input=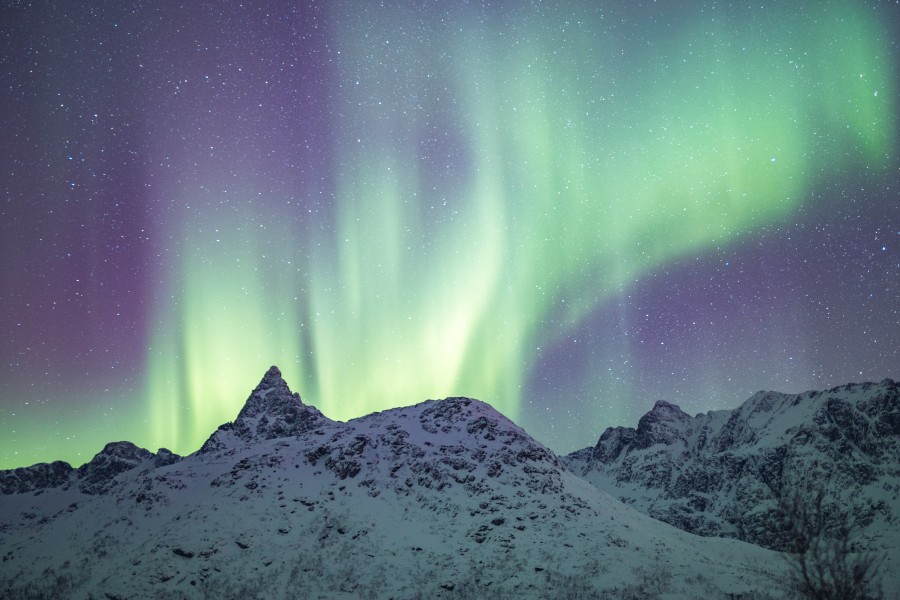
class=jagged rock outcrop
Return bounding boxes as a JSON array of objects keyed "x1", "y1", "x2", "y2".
[
  {"x1": 302, "y1": 396, "x2": 567, "y2": 500},
  {"x1": 77, "y1": 442, "x2": 157, "y2": 495},
  {"x1": 199, "y1": 366, "x2": 331, "y2": 453},
  {"x1": 633, "y1": 400, "x2": 693, "y2": 449},
  {"x1": 0, "y1": 460, "x2": 74, "y2": 495},
  {"x1": 154, "y1": 448, "x2": 180, "y2": 468},
  {"x1": 0, "y1": 443, "x2": 180, "y2": 496},
  {"x1": 565, "y1": 379, "x2": 900, "y2": 552}
]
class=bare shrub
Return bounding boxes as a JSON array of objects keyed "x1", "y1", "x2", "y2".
[{"x1": 776, "y1": 486, "x2": 883, "y2": 600}]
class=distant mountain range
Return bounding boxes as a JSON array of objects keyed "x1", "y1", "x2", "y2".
[
  {"x1": 1, "y1": 367, "x2": 895, "y2": 598},
  {"x1": 564, "y1": 379, "x2": 899, "y2": 556}
]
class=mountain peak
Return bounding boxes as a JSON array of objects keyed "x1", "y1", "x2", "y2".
[
  {"x1": 76, "y1": 441, "x2": 155, "y2": 495},
  {"x1": 633, "y1": 399, "x2": 692, "y2": 449},
  {"x1": 648, "y1": 399, "x2": 688, "y2": 416},
  {"x1": 237, "y1": 365, "x2": 298, "y2": 421},
  {"x1": 199, "y1": 366, "x2": 330, "y2": 453},
  {"x1": 639, "y1": 399, "x2": 691, "y2": 430},
  {"x1": 256, "y1": 365, "x2": 287, "y2": 392}
]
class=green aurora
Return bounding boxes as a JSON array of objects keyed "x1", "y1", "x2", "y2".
[
  {"x1": 139, "y1": 2, "x2": 893, "y2": 460},
  {"x1": 1, "y1": 1, "x2": 894, "y2": 468}
]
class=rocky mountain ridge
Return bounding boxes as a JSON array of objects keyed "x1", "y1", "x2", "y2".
[
  {"x1": 0, "y1": 440, "x2": 181, "y2": 496},
  {"x1": 0, "y1": 366, "x2": 787, "y2": 599},
  {"x1": 2, "y1": 369, "x2": 897, "y2": 598},
  {"x1": 564, "y1": 379, "x2": 899, "y2": 557}
]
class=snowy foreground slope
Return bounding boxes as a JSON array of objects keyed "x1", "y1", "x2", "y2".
[
  {"x1": 565, "y1": 379, "x2": 900, "y2": 594},
  {"x1": 4, "y1": 368, "x2": 794, "y2": 599}
]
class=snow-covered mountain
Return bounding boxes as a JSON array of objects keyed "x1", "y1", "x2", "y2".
[
  {"x1": 564, "y1": 379, "x2": 899, "y2": 591},
  {"x1": 0, "y1": 367, "x2": 785, "y2": 599}
]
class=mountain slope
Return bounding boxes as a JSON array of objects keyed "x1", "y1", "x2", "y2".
[
  {"x1": 0, "y1": 367, "x2": 783, "y2": 599},
  {"x1": 564, "y1": 379, "x2": 899, "y2": 591}
]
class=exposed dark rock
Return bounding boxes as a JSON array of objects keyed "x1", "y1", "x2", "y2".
[
  {"x1": 0, "y1": 460, "x2": 74, "y2": 495},
  {"x1": 590, "y1": 427, "x2": 636, "y2": 464},
  {"x1": 153, "y1": 448, "x2": 180, "y2": 467},
  {"x1": 633, "y1": 400, "x2": 692, "y2": 449},
  {"x1": 566, "y1": 378, "x2": 899, "y2": 552},
  {"x1": 199, "y1": 366, "x2": 331, "y2": 453},
  {"x1": 77, "y1": 442, "x2": 155, "y2": 495}
]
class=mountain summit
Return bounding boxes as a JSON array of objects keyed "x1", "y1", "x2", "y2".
[
  {"x1": 236, "y1": 365, "x2": 314, "y2": 422},
  {"x1": 199, "y1": 366, "x2": 330, "y2": 453}
]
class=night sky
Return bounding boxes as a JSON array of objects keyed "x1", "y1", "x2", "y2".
[{"x1": 2, "y1": 1, "x2": 898, "y2": 470}]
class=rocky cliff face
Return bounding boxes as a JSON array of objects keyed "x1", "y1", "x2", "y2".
[{"x1": 564, "y1": 379, "x2": 900, "y2": 554}]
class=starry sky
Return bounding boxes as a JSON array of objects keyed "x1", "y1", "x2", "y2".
[{"x1": 1, "y1": 0, "x2": 898, "y2": 470}]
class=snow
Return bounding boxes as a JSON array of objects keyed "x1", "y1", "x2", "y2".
[
  {"x1": 6, "y1": 371, "x2": 893, "y2": 598},
  {"x1": 565, "y1": 378, "x2": 900, "y2": 594}
]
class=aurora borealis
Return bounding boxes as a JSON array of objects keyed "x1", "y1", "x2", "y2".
[{"x1": 1, "y1": 1, "x2": 897, "y2": 470}]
